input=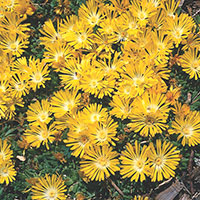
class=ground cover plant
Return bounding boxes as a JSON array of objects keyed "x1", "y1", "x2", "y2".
[{"x1": 0, "y1": 0, "x2": 200, "y2": 199}]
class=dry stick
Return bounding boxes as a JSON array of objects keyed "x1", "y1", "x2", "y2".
[
  {"x1": 191, "y1": 91, "x2": 200, "y2": 104},
  {"x1": 188, "y1": 149, "x2": 194, "y2": 195},
  {"x1": 109, "y1": 178, "x2": 124, "y2": 197},
  {"x1": 193, "y1": 9, "x2": 200, "y2": 17}
]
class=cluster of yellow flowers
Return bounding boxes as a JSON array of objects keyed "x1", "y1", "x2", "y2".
[
  {"x1": 0, "y1": 139, "x2": 16, "y2": 185},
  {"x1": 0, "y1": 0, "x2": 200, "y2": 199},
  {"x1": 0, "y1": 0, "x2": 40, "y2": 120}
]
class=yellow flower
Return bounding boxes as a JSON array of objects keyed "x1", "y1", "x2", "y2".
[
  {"x1": 44, "y1": 42, "x2": 72, "y2": 72},
  {"x1": 40, "y1": 19, "x2": 63, "y2": 45},
  {"x1": 63, "y1": 112, "x2": 91, "y2": 158},
  {"x1": 121, "y1": 61, "x2": 156, "y2": 97},
  {"x1": 90, "y1": 116, "x2": 118, "y2": 146},
  {"x1": 166, "y1": 85, "x2": 181, "y2": 105},
  {"x1": 80, "y1": 68, "x2": 105, "y2": 97},
  {"x1": 0, "y1": 32, "x2": 29, "y2": 57},
  {"x1": 60, "y1": 15, "x2": 78, "y2": 36},
  {"x1": 64, "y1": 21, "x2": 94, "y2": 49},
  {"x1": 15, "y1": 0, "x2": 36, "y2": 17},
  {"x1": 13, "y1": 57, "x2": 30, "y2": 74},
  {"x1": 31, "y1": 174, "x2": 67, "y2": 200},
  {"x1": 110, "y1": 0, "x2": 130, "y2": 14},
  {"x1": 109, "y1": 95, "x2": 134, "y2": 120},
  {"x1": 64, "y1": 129, "x2": 92, "y2": 158},
  {"x1": 130, "y1": 0, "x2": 156, "y2": 27},
  {"x1": 82, "y1": 103, "x2": 108, "y2": 124},
  {"x1": 169, "y1": 111, "x2": 200, "y2": 146},
  {"x1": 151, "y1": 30, "x2": 173, "y2": 61},
  {"x1": 171, "y1": 102, "x2": 190, "y2": 118},
  {"x1": 78, "y1": 0, "x2": 104, "y2": 27},
  {"x1": 93, "y1": 31, "x2": 115, "y2": 54},
  {"x1": 179, "y1": 47, "x2": 200, "y2": 80},
  {"x1": 128, "y1": 90, "x2": 170, "y2": 137},
  {"x1": 148, "y1": 140, "x2": 180, "y2": 182},
  {"x1": 24, "y1": 122, "x2": 57, "y2": 150},
  {"x1": 181, "y1": 33, "x2": 200, "y2": 51},
  {"x1": 50, "y1": 89, "x2": 81, "y2": 118},
  {"x1": 120, "y1": 141, "x2": 150, "y2": 182},
  {"x1": 59, "y1": 59, "x2": 82, "y2": 90},
  {"x1": 95, "y1": 52, "x2": 124, "y2": 78},
  {"x1": 162, "y1": 0, "x2": 179, "y2": 17},
  {"x1": 3, "y1": 96, "x2": 24, "y2": 120},
  {"x1": 80, "y1": 145, "x2": 120, "y2": 181},
  {"x1": 164, "y1": 13, "x2": 195, "y2": 47},
  {"x1": 99, "y1": 9, "x2": 116, "y2": 35},
  {"x1": 117, "y1": 12, "x2": 139, "y2": 36},
  {"x1": 0, "y1": 139, "x2": 13, "y2": 163},
  {"x1": 26, "y1": 99, "x2": 52, "y2": 125},
  {"x1": 0, "y1": 162, "x2": 16, "y2": 185},
  {"x1": 0, "y1": 0, "x2": 18, "y2": 12},
  {"x1": 28, "y1": 57, "x2": 50, "y2": 91},
  {"x1": 10, "y1": 73, "x2": 30, "y2": 97},
  {"x1": 0, "y1": 12, "x2": 30, "y2": 36}
]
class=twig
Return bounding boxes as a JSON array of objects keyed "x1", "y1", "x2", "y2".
[
  {"x1": 109, "y1": 178, "x2": 124, "y2": 197},
  {"x1": 193, "y1": 9, "x2": 200, "y2": 17},
  {"x1": 188, "y1": 149, "x2": 194, "y2": 195},
  {"x1": 191, "y1": 91, "x2": 200, "y2": 104}
]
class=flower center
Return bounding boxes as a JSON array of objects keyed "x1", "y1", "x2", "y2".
[
  {"x1": 0, "y1": 85, "x2": 6, "y2": 93},
  {"x1": 191, "y1": 60, "x2": 200, "y2": 70},
  {"x1": 32, "y1": 72, "x2": 43, "y2": 83},
  {"x1": 0, "y1": 167, "x2": 8, "y2": 177},
  {"x1": 91, "y1": 113, "x2": 100, "y2": 122},
  {"x1": 181, "y1": 125, "x2": 193, "y2": 136},
  {"x1": 97, "y1": 129, "x2": 107, "y2": 141},
  {"x1": 78, "y1": 33, "x2": 87, "y2": 43},
  {"x1": 132, "y1": 76, "x2": 145, "y2": 87},
  {"x1": 90, "y1": 80, "x2": 98, "y2": 88},
  {"x1": 15, "y1": 82, "x2": 25, "y2": 91},
  {"x1": 124, "y1": 85, "x2": 131, "y2": 94},
  {"x1": 9, "y1": 42, "x2": 18, "y2": 51},
  {"x1": 38, "y1": 112, "x2": 49, "y2": 122},
  {"x1": 155, "y1": 157, "x2": 163, "y2": 166},
  {"x1": 172, "y1": 27, "x2": 183, "y2": 39},
  {"x1": 41, "y1": 130, "x2": 49, "y2": 139},
  {"x1": 79, "y1": 134, "x2": 89, "y2": 145},
  {"x1": 146, "y1": 104, "x2": 158, "y2": 113},
  {"x1": 45, "y1": 187, "x2": 58, "y2": 200},
  {"x1": 96, "y1": 156, "x2": 109, "y2": 169},
  {"x1": 89, "y1": 14, "x2": 99, "y2": 25},
  {"x1": 136, "y1": 159, "x2": 143, "y2": 169},
  {"x1": 144, "y1": 114, "x2": 156, "y2": 125}
]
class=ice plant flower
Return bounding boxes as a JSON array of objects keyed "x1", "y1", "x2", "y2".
[
  {"x1": 90, "y1": 116, "x2": 119, "y2": 146},
  {"x1": 120, "y1": 141, "x2": 150, "y2": 182},
  {"x1": 0, "y1": 162, "x2": 16, "y2": 185},
  {"x1": 50, "y1": 89, "x2": 81, "y2": 118},
  {"x1": 147, "y1": 140, "x2": 180, "y2": 182},
  {"x1": 0, "y1": 139, "x2": 13, "y2": 163},
  {"x1": 80, "y1": 145, "x2": 120, "y2": 181},
  {"x1": 26, "y1": 99, "x2": 52, "y2": 125},
  {"x1": 31, "y1": 174, "x2": 67, "y2": 200},
  {"x1": 169, "y1": 111, "x2": 200, "y2": 146},
  {"x1": 24, "y1": 122, "x2": 57, "y2": 150},
  {"x1": 179, "y1": 47, "x2": 200, "y2": 80},
  {"x1": 128, "y1": 90, "x2": 170, "y2": 137}
]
